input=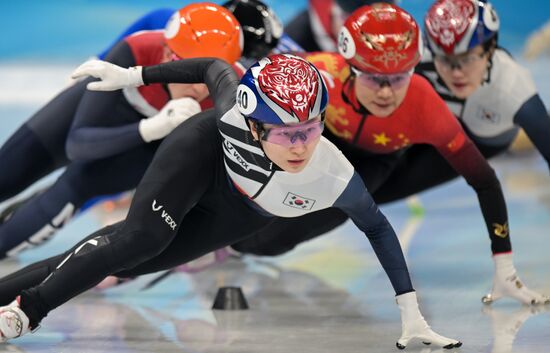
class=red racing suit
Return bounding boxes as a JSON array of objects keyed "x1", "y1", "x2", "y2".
[{"x1": 306, "y1": 52, "x2": 512, "y2": 254}]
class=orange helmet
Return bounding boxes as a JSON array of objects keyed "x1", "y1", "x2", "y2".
[{"x1": 164, "y1": 2, "x2": 243, "y2": 64}]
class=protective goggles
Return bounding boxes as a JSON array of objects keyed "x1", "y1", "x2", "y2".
[
  {"x1": 351, "y1": 66, "x2": 413, "y2": 90},
  {"x1": 434, "y1": 51, "x2": 487, "y2": 72},
  {"x1": 259, "y1": 119, "x2": 324, "y2": 147}
]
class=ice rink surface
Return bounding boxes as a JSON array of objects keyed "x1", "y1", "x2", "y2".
[{"x1": 0, "y1": 1, "x2": 550, "y2": 352}]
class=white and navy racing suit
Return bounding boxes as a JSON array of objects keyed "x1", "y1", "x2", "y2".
[
  {"x1": 373, "y1": 48, "x2": 550, "y2": 203},
  {"x1": 0, "y1": 58, "x2": 413, "y2": 329}
]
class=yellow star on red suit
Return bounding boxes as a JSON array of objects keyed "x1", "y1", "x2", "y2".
[{"x1": 373, "y1": 132, "x2": 392, "y2": 146}]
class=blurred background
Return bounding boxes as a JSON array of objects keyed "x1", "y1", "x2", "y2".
[
  {"x1": 1, "y1": 1, "x2": 549, "y2": 105},
  {"x1": 0, "y1": 0, "x2": 549, "y2": 61}
]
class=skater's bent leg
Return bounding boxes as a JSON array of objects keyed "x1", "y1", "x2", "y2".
[
  {"x1": 117, "y1": 206, "x2": 274, "y2": 277},
  {"x1": 0, "y1": 176, "x2": 80, "y2": 257},
  {"x1": 0, "y1": 255, "x2": 63, "y2": 305},
  {"x1": 0, "y1": 222, "x2": 119, "y2": 306},
  {"x1": 0, "y1": 126, "x2": 59, "y2": 202},
  {"x1": 0, "y1": 79, "x2": 89, "y2": 201}
]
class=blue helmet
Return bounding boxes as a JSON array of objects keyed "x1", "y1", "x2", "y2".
[
  {"x1": 425, "y1": 0, "x2": 499, "y2": 55},
  {"x1": 236, "y1": 54, "x2": 328, "y2": 125}
]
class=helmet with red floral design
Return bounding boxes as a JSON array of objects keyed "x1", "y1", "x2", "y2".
[
  {"x1": 424, "y1": 0, "x2": 499, "y2": 56},
  {"x1": 236, "y1": 54, "x2": 328, "y2": 146}
]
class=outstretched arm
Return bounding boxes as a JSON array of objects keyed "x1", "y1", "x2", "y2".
[
  {"x1": 335, "y1": 172, "x2": 461, "y2": 349},
  {"x1": 513, "y1": 94, "x2": 550, "y2": 170},
  {"x1": 423, "y1": 88, "x2": 549, "y2": 305},
  {"x1": 418, "y1": 83, "x2": 511, "y2": 255},
  {"x1": 72, "y1": 58, "x2": 239, "y2": 121},
  {"x1": 68, "y1": 45, "x2": 206, "y2": 161},
  {"x1": 66, "y1": 41, "x2": 148, "y2": 161},
  {"x1": 335, "y1": 173, "x2": 412, "y2": 294},
  {"x1": 438, "y1": 138, "x2": 511, "y2": 253}
]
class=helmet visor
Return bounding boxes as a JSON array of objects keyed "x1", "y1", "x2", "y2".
[
  {"x1": 433, "y1": 50, "x2": 488, "y2": 72},
  {"x1": 260, "y1": 119, "x2": 324, "y2": 147},
  {"x1": 351, "y1": 66, "x2": 413, "y2": 90}
]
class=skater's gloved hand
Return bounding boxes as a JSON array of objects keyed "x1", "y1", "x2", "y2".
[
  {"x1": 396, "y1": 292, "x2": 462, "y2": 350},
  {"x1": 71, "y1": 60, "x2": 143, "y2": 91},
  {"x1": 66, "y1": 56, "x2": 99, "y2": 87},
  {"x1": 482, "y1": 253, "x2": 550, "y2": 305},
  {"x1": 139, "y1": 97, "x2": 202, "y2": 142}
]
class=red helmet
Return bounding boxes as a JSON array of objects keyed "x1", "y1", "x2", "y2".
[
  {"x1": 164, "y1": 2, "x2": 243, "y2": 64},
  {"x1": 337, "y1": 3, "x2": 422, "y2": 74},
  {"x1": 425, "y1": 0, "x2": 499, "y2": 56}
]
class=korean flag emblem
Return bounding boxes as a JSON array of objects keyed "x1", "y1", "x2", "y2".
[
  {"x1": 477, "y1": 106, "x2": 500, "y2": 124},
  {"x1": 283, "y1": 192, "x2": 316, "y2": 210}
]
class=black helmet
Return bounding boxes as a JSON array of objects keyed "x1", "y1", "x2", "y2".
[{"x1": 223, "y1": 0, "x2": 283, "y2": 60}]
